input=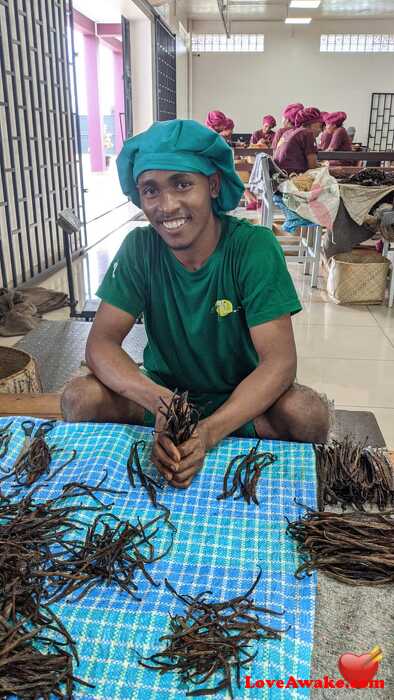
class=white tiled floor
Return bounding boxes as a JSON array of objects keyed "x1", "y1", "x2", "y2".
[
  {"x1": 288, "y1": 260, "x2": 394, "y2": 448},
  {"x1": 2, "y1": 233, "x2": 394, "y2": 448}
]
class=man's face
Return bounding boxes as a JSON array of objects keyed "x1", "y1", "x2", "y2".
[{"x1": 137, "y1": 170, "x2": 220, "y2": 251}]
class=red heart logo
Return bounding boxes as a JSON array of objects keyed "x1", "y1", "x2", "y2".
[{"x1": 338, "y1": 649, "x2": 380, "y2": 689}]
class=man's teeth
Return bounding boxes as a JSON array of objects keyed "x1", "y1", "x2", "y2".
[{"x1": 162, "y1": 218, "x2": 186, "y2": 230}]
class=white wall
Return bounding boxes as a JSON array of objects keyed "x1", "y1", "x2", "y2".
[
  {"x1": 130, "y1": 18, "x2": 154, "y2": 133},
  {"x1": 192, "y1": 19, "x2": 394, "y2": 143}
]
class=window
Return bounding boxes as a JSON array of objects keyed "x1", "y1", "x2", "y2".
[
  {"x1": 192, "y1": 34, "x2": 264, "y2": 53},
  {"x1": 320, "y1": 34, "x2": 394, "y2": 53}
]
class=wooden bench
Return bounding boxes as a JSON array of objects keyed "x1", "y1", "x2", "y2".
[{"x1": 0, "y1": 393, "x2": 62, "y2": 419}]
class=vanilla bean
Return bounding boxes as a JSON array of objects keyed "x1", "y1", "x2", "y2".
[
  {"x1": 315, "y1": 437, "x2": 394, "y2": 511},
  {"x1": 138, "y1": 569, "x2": 287, "y2": 697},
  {"x1": 287, "y1": 505, "x2": 394, "y2": 585},
  {"x1": 158, "y1": 390, "x2": 200, "y2": 446},
  {"x1": 218, "y1": 441, "x2": 277, "y2": 505}
]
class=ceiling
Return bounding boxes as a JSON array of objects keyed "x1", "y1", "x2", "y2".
[
  {"x1": 177, "y1": 0, "x2": 394, "y2": 21},
  {"x1": 73, "y1": 0, "x2": 145, "y2": 23}
]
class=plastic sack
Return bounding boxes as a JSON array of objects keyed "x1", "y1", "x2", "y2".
[{"x1": 279, "y1": 166, "x2": 340, "y2": 231}]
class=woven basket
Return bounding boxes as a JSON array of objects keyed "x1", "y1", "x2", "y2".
[
  {"x1": 0, "y1": 347, "x2": 42, "y2": 394},
  {"x1": 327, "y1": 251, "x2": 391, "y2": 305}
]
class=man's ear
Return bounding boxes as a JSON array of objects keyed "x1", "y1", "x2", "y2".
[{"x1": 208, "y1": 173, "x2": 221, "y2": 199}]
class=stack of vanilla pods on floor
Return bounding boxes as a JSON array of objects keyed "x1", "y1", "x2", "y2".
[
  {"x1": 314, "y1": 437, "x2": 394, "y2": 512},
  {"x1": 287, "y1": 437, "x2": 394, "y2": 585}
]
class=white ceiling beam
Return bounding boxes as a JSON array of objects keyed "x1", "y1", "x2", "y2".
[{"x1": 217, "y1": 0, "x2": 231, "y2": 37}]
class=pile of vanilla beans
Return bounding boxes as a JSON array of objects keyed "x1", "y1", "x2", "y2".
[
  {"x1": 315, "y1": 437, "x2": 394, "y2": 511},
  {"x1": 287, "y1": 505, "x2": 394, "y2": 586},
  {"x1": 218, "y1": 440, "x2": 277, "y2": 505},
  {"x1": 286, "y1": 437, "x2": 394, "y2": 585},
  {"x1": 138, "y1": 569, "x2": 288, "y2": 698},
  {"x1": 0, "y1": 425, "x2": 76, "y2": 496},
  {"x1": 0, "y1": 476, "x2": 175, "y2": 697}
]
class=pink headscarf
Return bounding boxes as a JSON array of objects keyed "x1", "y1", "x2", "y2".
[
  {"x1": 295, "y1": 107, "x2": 322, "y2": 128},
  {"x1": 205, "y1": 110, "x2": 227, "y2": 132},
  {"x1": 325, "y1": 111, "x2": 347, "y2": 127},
  {"x1": 320, "y1": 111, "x2": 329, "y2": 124},
  {"x1": 263, "y1": 115, "x2": 276, "y2": 129},
  {"x1": 283, "y1": 102, "x2": 304, "y2": 125},
  {"x1": 224, "y1": 117, "x2": 234, "y2": 131}
]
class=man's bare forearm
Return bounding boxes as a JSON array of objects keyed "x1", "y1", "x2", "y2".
[
  {"x1": 202, "y1": 358, "x2": 296, "y2": 449},
  {"x1": 86, "y1": 336, "x2": 172, "y2": 414}
]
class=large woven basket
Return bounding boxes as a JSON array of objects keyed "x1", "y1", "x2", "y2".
[
  {"x1": 0, "y1": 347, "x2": 42, "y2": 393},
  {"x1": 327, "y1": 251, "x2": 391, "y2": 305}
]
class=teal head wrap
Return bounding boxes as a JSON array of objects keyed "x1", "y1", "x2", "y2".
[{"x1": 116, "y1": 119, "x2": 244, "y2": 214}]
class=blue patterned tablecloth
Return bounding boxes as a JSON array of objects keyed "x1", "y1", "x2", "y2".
[{"x1": 0, "y1": 417, "x2": 317, "y2": 699}]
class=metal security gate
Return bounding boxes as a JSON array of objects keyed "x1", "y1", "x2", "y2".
[
  {"x1": 122, "y1": 16, "x2": 133, "y2": 139},
  {"x1": 155, "y1": 17, "x2": 176, "y2": 121},
  {"x1": 0, "y1": 0, "x2": 85, "y2": 289},
  {"x1": 367, "y1": 92, "x2": 394, "y2": 151}
]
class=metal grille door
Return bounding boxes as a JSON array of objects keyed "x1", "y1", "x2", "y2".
[
  {"x1": 367, "y1": 93, "x2": 394, "y2": 151},
  {"x1": 155, "y1": 18, "x2": 176, "y2": 121},
  {"x1": 0, "y1": 0, "x2": 85, "y2": 288}
]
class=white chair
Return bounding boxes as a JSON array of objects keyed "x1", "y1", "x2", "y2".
[
  {"x1": 298, "y1": 225, "x2": 323, "y2": 288},
  {"x1": 382, "y1": 240, "x2": 394, "y2": 307},
  {"x1": 248, "y1": 154, "x2": 323, "y2": 287}
]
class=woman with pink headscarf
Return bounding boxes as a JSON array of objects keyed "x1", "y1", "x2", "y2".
[
  {"x1": 324, "y1": 112, "x2": 353, "y2": 164},
  {"x1": 274, "y1": 107, "x2": 323, "y2": 174},
  {"x1": 205, "y1": 110, "x2": 227, "y2": 133},
  {"x1": 205, "y1": 111, "x2": 234, "y2": 143},
  {"x1": 250, "y1": 115, "x2": 277, "y2": 147},
  {"x1": 271, "y1": 103, "x2": 304, "y2": 150},
  {"x1": 220, "y1": 117, "x2": 235, "y2": 143},
  {"x1": 318, "y1": 112, "x2": 332, "y2": 150}
]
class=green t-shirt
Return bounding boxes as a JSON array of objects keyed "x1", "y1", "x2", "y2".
[{"x1": 97, "y1": 215, "x2": 301, "y2": 416}]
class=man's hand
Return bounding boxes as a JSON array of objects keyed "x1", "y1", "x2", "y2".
[
  {"x1": 151, "y1": 415, "x2": 211, "y2": 489},
  {"x1": 151, "y1": 409, "x2": 181, "y2": 482},
  {"x1": 170, "y1": 421, "x2": 211, "y2": 489}
]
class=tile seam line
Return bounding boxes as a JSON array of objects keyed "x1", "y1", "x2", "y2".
[{"x1": 369, "y1": 315, "x2": 394, "y2": 350}]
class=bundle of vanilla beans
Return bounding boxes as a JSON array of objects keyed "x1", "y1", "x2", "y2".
[
  {"x1": 0, "y1": 476, "x2": 175, "y2": 697},
  {"x1": 339, "y1": 168, "x2": 394, "y2": 186},
  {"x1": 0, "y1": 436, "x2": 76, "y2": 493},
  {"x1": 158, "y1": 390, "x2": 200, "y2": 445},
  {"x1": 138, "y1": 569, "x2": 288, "y2": 698},
  {"x1": 218, "y1": 440, "x2": 277, "y2": 505},
  {"x1": 287, "y1": 505, "x2": 394, "y2": 585},
  {"x1": 315, "y1": 437, "x2": 394, "y2": 511}
]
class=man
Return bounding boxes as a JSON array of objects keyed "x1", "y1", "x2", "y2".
[{"x1": 62, "y1": 119, "x2": 329, "y2": 488}]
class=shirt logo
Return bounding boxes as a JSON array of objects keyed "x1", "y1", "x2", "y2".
[
  {"x1": 212, "y1": 299, "x2": 240, "y2": 317},
  {"x1": 112, "y1": 261, "x2": 119, "y2": 278}
]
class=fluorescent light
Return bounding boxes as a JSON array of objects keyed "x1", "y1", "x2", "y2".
[
  {"x1": 290, "y1": 1, "x2": 321, "y2": 8},
  {"x1": 285, "y1": 17, "x2": 312, "y2": 24}
]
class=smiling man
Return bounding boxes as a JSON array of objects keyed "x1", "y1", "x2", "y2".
[{"x1": 61, "y1": 119, "x2": 329, "y2": 488}]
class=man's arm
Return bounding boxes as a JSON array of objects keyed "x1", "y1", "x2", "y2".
[
  {"x1": 86, "y1": 301, "x2": 173, "y2": 416},
  {"x1": 167, "y1": 314, "x2": 297, "y2": 487}
]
